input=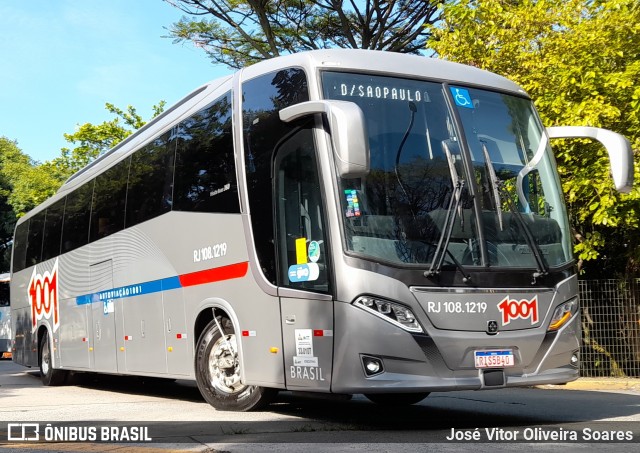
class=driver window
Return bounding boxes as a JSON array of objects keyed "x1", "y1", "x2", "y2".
[{"x1": 274, "y1": 127, "x2": 330, "y2": 293}]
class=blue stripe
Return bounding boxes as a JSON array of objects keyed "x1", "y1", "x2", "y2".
[{"x1": 76, "y1": 275, "x2": 182, "y2": 306}]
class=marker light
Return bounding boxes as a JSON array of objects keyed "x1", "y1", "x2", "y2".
[
  {"x1": 354, "y1": 296, "x2": 424, "y2": 333},
  {"x1": 548, "y1": 297, "x2": 578, "y2": 331}
]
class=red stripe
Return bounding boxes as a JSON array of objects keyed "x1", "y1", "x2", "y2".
[
  {"x1": 313, "y1": 330, "x2": 324, "y2": 337},
  {"x1": 179, "y1": 262, "x2": 249, "y2": 288}
]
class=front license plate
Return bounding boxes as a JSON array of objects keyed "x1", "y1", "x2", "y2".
[{"x1": 474, "y1": 350, "x2": 514, "y2": 368}]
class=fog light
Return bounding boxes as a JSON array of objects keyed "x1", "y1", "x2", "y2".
[
  {"x1": 571, "y1": 350, "x2": 579, "y2": 368},
  {"x1": 362, "y1": 355, "x2": 384, "y2": 376}
]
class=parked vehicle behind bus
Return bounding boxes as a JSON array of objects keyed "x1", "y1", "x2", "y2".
[
  {"x1": 11, "y1": 50, "x2": 633, "y2": 411},
  {"x1": 0, "y1": 273, "x2": 11, "y2": 359}
]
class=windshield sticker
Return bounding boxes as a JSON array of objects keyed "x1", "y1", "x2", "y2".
[
  {"x1": 450, "y1": 87, "x2": 474, "y2": 109},
  {"x1": 345, "y1": 189, "x2": 361, "y2": 218},
  {"x1": 288, "y1": 263, "x2": 320, "y2": 283},
  {"x1": 296, "y1": 237, "x2": 307, "y2": 264},
  {"x1": 308, "y1": 241, "x2": 320, "y2": 263}
]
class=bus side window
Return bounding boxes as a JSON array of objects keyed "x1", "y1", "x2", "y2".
[
  {"x1": 25, "y1": 211, "x2": 45, "y2": 268},
  {"x1": 42, "y1": 198, "x2": 66, "y2": 262},
  {"x1": 61, "y1": 181, "x2": 94, "y2": 254},
  {"x1": 242, "y1": 68, "x2": 310, "y2": 285},
  {"x1": 90, "y1": 159, "x2": 129, "y2": 242},
  {"x1": 174, "y1": 92, "x2": 240, "y2": 214},
  {"x1": 12, "y1": 221, "x2": 29, "y2": 273},
  {"x1": 126, "y1": 133, "x2": 174, "y2": 228}
]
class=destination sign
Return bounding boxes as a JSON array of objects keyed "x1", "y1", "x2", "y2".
[{"x1": 332, "y1": 83, "x2": 430, "y2": 103}]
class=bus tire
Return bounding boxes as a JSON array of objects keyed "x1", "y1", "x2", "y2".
[
  {"x1": 39, "y1": 333, "x2": 67, "y2": 386},
  {"x1": 364, "y1": 392, "x2": 429, "y2": 406},
  {"x1": 195, "y1": 317, "x2": 275, "y2": 411}
]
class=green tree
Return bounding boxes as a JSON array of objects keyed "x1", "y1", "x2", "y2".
[
  {"x1": 0, "y1": 138, "x2": 59, "y2": 271},
  {"x1": 164, "y1": 0, "x2": 442, "y2": 68},
  {"x1": 0, "y1": 138, "x2": 21, "y2": 271},
  {"x1": 427, "y1": 0, "x2": 640, "y2": 276},
  {"x1": 0, "y1": 137, "x2": 62, "y2": 220}
]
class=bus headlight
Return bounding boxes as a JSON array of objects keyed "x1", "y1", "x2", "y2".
[
  {"x1": 548, "y1": 297, "x2": 578, "y2": 331},
  {"x1": 353, "y1": 296, "x2": 424, "y2": 333}
]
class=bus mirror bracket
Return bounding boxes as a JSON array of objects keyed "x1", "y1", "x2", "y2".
[
  {"x1": 279, "y1": 100, "x2": 370, "y2": 178},
  {"x1": 547, "y1": 126, "x2": 634, "y2": 193}
]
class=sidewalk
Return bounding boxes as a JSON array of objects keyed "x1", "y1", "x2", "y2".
[{"x1": 537, "y1": 377, "x2": 640, "y2": 391}]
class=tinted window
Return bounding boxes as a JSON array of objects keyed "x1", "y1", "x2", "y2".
[
  {"x1": 0, "y1": 282, "x2": 8, "y2": 307},
  {"x1": 42, "y1": 198, "x2": 65, "y2": 261},
  {"x1": 62, "y1": 182, "x2": 94, "y2": 254},
  {"x1": 274, "y1": 127, "x2": 330, "y2": 292},
  {"x1": 25, "y1": 211, "x2": 45, "y2": 267},
  {"x1": 174, "y1": 92, "x2": 239, "y2": 213},
  {"x1": 12, "y1": 221, "x2": 28, "y2": 272},
  {"x1": 126, "y1": 133, "x2": 175, "y2": 227},
  {"x1": 90, "y1": 160, "x2": 129, "y2": 242},
  {"x1": 242, "y1": 68, "x2": 309, "y2": 284}
]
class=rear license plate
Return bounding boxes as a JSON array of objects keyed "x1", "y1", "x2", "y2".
[{"x1": 474, "y1": 350, "x2": 514, "y2": 368}]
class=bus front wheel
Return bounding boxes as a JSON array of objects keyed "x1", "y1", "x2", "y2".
[
  {"x1": 195, "y1": 317, "x2": 275, "y2": 411},
  {"x1": 39, "y1": 333, "x2": 67, "y2": 386}
]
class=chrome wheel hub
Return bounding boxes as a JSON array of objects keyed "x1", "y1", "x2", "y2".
[{"x1": 208, "y1": 334, "x2": 244, "y2": 394}]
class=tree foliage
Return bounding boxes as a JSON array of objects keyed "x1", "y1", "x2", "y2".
[
  {"x1": 0, "y1": 138, "x2": 62, "y2": 271},
  {"x1": 53, "y1": 102, "x2": 166, "y2": 179},
  {"x1": 427, "y1": 0, "x2": 640, "y2": 275},
  {"x1": 164, "y1": 0, "x2": 442, "y2": 68},
  {"x1": 0, "y1": 138, "x2": 22, "y2": 271}
]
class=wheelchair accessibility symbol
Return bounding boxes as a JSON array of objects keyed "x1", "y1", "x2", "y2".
[{"x1": 450, "y1": 87, "x2": 474, "y2": 109}]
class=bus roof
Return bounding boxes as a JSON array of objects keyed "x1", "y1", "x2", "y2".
[
  {"x1": 239, "y1": 49, "x2": 526, "y2": 97},
  {"x1": 19, "y1": 49, "x2": 527, "y2": 223}
]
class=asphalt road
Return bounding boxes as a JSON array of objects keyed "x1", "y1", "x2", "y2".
[{"x1": 0, "y1": 359, "x2": 639, "y2": 452}]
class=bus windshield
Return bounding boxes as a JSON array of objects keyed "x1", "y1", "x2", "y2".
[{"x1": 322, "y1": 71, "x2": 572, "y2": 270}]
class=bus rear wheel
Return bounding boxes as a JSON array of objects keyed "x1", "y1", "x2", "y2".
[
  {"x1": 364, "y1": 392, "x2": 430, "y2": 406},
  {"x1": 195, "y1": 317, "x2": 275, "y2": 411},
  {"x1": 39, "y1": 332, "x2": 67, "y2": 386}
]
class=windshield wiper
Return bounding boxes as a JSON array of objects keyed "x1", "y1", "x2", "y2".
[
  {"x1": 481, "y1": 143, "x2": 548, "y2": 283},
  {"x1": 394, "y1": 101, "x2": 417, "y2": 213},
  {"x1": 424, "y1": 142, "x2": 471, "y2": 283},
  {"x1": 481, "y1": 141, "x2": 503, "y2": 231}
]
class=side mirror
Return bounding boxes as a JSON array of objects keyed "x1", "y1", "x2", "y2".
[
  {"x1": 547, "y1": 126, "x2": 634, "y2": 193},
  {"x1": 279, "y1": 100, "x2": 370, "y2": 178}
]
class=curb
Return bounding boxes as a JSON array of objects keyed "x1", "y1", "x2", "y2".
[{"x1": 536, "y1": 378, "x2": 640, "y2": 391}]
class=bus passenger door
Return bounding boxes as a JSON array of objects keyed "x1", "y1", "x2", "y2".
[
  {"x1": 89, "y1": 260, "x2": 118, "y2": 372},
  {"x1": 274, "y1": 127, "x2": 334, "y2": 391}
]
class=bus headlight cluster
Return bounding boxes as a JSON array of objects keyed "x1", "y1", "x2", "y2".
[
  {"x1": 548, "y1": 297, "x2": 578, "y2": 331},
  {"x1": 353, "y1": 296, "x2": 424, "y2": 333}
]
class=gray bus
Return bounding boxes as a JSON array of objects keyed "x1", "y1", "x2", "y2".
[{"x1": 10, "y1": 50, "x2": 633, "y2": 411}]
